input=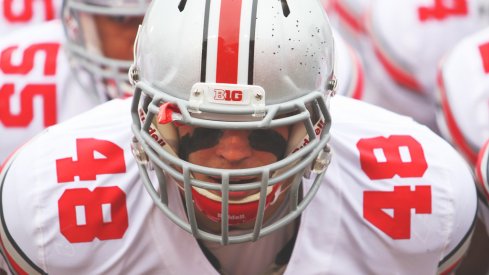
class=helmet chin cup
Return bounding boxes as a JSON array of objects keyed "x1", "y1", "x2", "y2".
[{"x1": 191, "y1": 184, "x2": 281, "y2": 225}]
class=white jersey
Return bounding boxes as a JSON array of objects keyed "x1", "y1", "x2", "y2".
[
  {"x1": 436, "y1": 26, "x2": 489, "y2": 166},
  {"x1": 0, "y1": 0, "x2": 62, "y2": 35},
  {"x1": 361, "y1": 0, "x2": 487, "y2": 131},
  {"x1": 0, "y1": 20, "x2": 101, "y2": 164},
  {"x1": 327, "y1": 0, "x2": 371, "y2": 55},
  {"x1": 334, "y1": 29, "x2": 364, "y2": 100},
  {"x1": 0, "y1": 96, "x2": 476, "y2": 274}
]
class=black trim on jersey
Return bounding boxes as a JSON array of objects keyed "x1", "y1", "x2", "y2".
[
  {"x1": 477, "y1": 188, "x2": 489, "y2": 207},
  {"x1": 200, "y1": 0, "x2": 211, "y2": 82},
  {"x1": 0, "y1": 158, "x2": 47, "y2": 275},
  {"x1": 197, "y1": 241, "x2": 221, "y2": 272},
  {"x1": 178, "y1": 0, "x2": 187, "y2": 11},
  {"x1": 248, "y1": 0, "x2": 258, "y2": 85},
  {"x1": 485, "y1": 157, "x2": 489, "y2": 192},
  {"x1": 438, "y1": 202, "x2": 477, "y2": 266}
]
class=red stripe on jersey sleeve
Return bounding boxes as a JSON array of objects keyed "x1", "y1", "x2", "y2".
[
  {"x1": 0, "y1": 235, "x2": 28, "y2": 275},
  {"x1": 437, "y1": 70, "x2": 478, "y2": 165},
  {"x1": 332, "y1": 0, "x2": 364, "y2": 34}
]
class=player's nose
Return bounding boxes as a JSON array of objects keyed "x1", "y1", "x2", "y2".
[{"x1": 215, "y1": 130, "x2": 253, "y2": 163}]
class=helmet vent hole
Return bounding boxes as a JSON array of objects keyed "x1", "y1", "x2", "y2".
[
  {"x1": 280, "y1": 0, "x2": 290, "y2": 17},
  {"x1": 178, "y1": 0, "x2": 187, "y2": 12}
]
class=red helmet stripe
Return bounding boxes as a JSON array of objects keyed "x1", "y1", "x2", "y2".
[{"x1": 216, "y1": 0, "x2": 243, "y2": 84}]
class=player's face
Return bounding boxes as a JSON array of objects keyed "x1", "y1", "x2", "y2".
[
  {"x1": 177, "y1": 125, "x2": 290, "y2": 199},
  {"x1": 93, "y1": 15, "x2": 143, "y2": 61}
]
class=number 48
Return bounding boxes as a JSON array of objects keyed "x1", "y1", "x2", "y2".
[{"x1": 357, "y1": 135, "x2": 432, "y2": 240}]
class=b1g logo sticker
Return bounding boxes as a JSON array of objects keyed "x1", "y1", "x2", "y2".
[
  {"x1": 214, "y1": 89, "x2": 243, "y2": 102},
  {"x1": 208, "y1": 88, "x2": 251, "y2": 105}
]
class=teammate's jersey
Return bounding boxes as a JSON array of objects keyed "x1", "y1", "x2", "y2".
[
  {"x1": 334, "y1": 29, "x2": 364, "y2": 100},
  {"x1": 0, "y1": 0, "x2": 62, "y2": 35},
  {"x1": 328, "y1": 0, "x2": 371, "y2": 54},
  {"x1": 0, "y1": 19, "x2": 101, "y2": 164},
  {"x1": 361, "y1": 0, "x2": 487, "y2": 131},
  {"x1": 436, "y1": 26, "x2": 489, "y2": 166},
  {"x1": 0, "y1": 96, "x2": 476, "y2": 274}
]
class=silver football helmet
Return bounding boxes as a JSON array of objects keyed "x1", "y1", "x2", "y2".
[
  {"x1": 130, "y1": 0, "x2": 336, "y2": 244},
  {"x1": 62, "y1": 0, "x2": 150, "y2": 99}
]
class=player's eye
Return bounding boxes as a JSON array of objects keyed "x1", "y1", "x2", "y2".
[{"x1": 178, "y1": 128, "x2": 287, "y2": 161}]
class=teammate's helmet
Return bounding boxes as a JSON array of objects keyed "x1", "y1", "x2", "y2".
[
  {"x1": 130, "y1": 0, "x2": 335, "y2": 244},
  {"x1": 61, "y1": 0, "x2": 150, "y2": 99}
]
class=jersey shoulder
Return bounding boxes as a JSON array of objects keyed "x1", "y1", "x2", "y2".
[
  {"x1": 333, "y1": 30, "x2": 364, "y2": 100},
  {"x1": 330, "y1": 95, "x2": 473, "y2": 173},
  {"x1": 6, "y1": 98, "x2": 133, "y2": 169},
  {"x1": 367, "y1": 0, "x2": 486, "y2": 92},
  {"x1": 0, "y1": 99, "x2": 137, "y2": 274},
  {"x1": 436, "y1": 27, "x2": 489, "y2": 165},
  {"x1": 314, "y1": 96, "x2": 478, "y2": 273}
]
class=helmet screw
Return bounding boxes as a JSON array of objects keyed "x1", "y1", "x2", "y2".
[
  {"x1": 128, "y1": 65, "x2": 140, "y2": 86},
  {"x1": 255, "y1": 93, "x2": 263, "y2": 101},
  {"x1": 193, "y1": 89, "x2": 201, "y2": 97}
]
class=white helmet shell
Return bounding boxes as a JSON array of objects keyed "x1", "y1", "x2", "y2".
[{"x1": 136, "y1": 0, "x2": 334, "y2": 104}]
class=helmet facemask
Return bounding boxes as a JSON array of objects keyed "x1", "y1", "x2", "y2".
[
  {"x1": 131, "y1": 81, "x2": 333, "y2": 244},
  {"x1": 61, "y1": 0, "x2": 149, "y2": 100}
]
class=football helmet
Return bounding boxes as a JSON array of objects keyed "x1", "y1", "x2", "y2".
[
  {"x1": 61, "y1": 0, "x2": 150, "y2": 99},
  {"x1": 130, "y1": 0, "x2": 335, "y2": 244}
]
